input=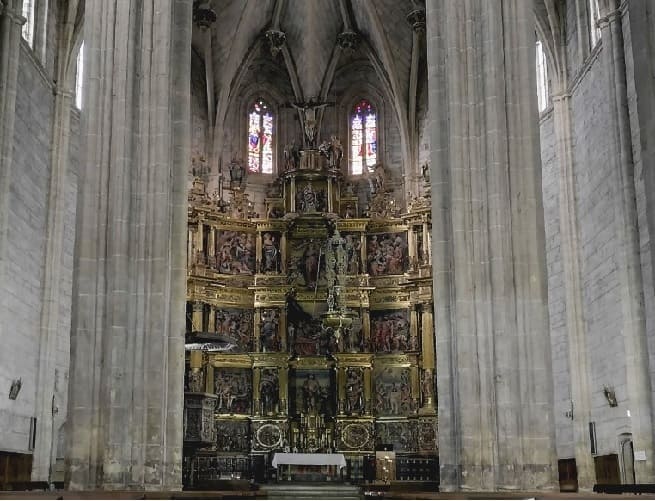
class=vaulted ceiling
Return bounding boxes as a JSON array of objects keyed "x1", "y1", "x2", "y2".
[{"x1": 191, "y1": 0, "x2": 424, "y2": 130}]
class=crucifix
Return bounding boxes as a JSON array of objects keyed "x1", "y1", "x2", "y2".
[{"x1": 291, "y1": 99, "x2": 331, "y2": 148}]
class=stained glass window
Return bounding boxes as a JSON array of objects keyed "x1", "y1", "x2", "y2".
[
  {"x1": 22, "y1": 0, "x2": 35, "y2": 47},
  {"x1": 589, "y1": 0, "x2": 601, "y2": 47},
  {"x1": 248, "y1": 99, "x2": 274, "y2": 174},
  {"x1": 536, "y1": 40, "x2": 549, "y2": 112},
  {"x1": 350, "y1": 99, "x2": 377, "y2": 176},
  {"x1": 75, "y1": 42, "x2": 85, "y2": 109}
]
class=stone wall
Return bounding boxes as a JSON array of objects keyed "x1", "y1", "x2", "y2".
[
  {"x1": 0, "y1": 43, "x2": 53, "y2": 454},
  {"x1": 540, "y1": 1, "x2": 655, "y2": 466},
  {"x1": 0, "y1": 33, "x2": 79, "y2": 471}
]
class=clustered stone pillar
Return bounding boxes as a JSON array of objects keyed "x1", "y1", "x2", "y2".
[
  {"x1": 427, "y1": 0, "x2": 557, "y2": 491},
  {"x1": 66, "y1": 0, "x2": 192, "y2": 490},
  {"x1": 551, "y1": 88, "x2": 595, "y2": 489},
  {"x1": 598, "y1": 0, "x2": 655, "y2": 482}
]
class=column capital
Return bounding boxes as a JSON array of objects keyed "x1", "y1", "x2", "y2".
[
  {"x1": 1, "y1": 4, "x2": 26, "y2": 25},
  {"x1": 407, "y1": 9, "x2": 426, "y2": 33}
]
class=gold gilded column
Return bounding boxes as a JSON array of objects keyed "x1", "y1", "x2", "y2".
[
  {"x1": 364, "y1": 366, "x2": 372, "y2": 415},
  {"x1": 290, "y1": 177, "x2": 296, "y2": 212},
  {"x1": 423, "y1": 221, "x2": 431, "y2": 265},
  {"x1": 362, "y1": 308, "x2": 371, "y2": 351},
  {"x1": 256, "y1": 230, "x2": 263, "y2": 273},
  {"x1": 253, "y1": 367, "x2": 262, "y2": 415},
  {"x1": 421, "y1": 303, "x2": 435, "y2": 369},
  {"x1": 207, "y1": 226, "x2": 216, "y2": 267},
  {"x1": 408, "y1": 227, "x2": 416, "y2": 269},
  {"x1": 327, "y1": 178, "x2": 333, "y2": 212},
  {"x1": 187, "y1": 227, "x2": 194, "y2": 268},
  {"x1": 410, "y1": 365, "x2": 420, "y2": 412},
  {"x1": 279, "y1": 367, "x2": 288, "y2": 416},
  {"x1": 207, "y1": 305, "x2": 216, "y2": 333},
  {"x1": 206, "y1": 364, "x2": 214, "y2": 394},
  {"x1": 192, "y1": 301, "x2": 204, "y2": 333},
  {"x1": 253, "y1": 307, "x2": 261, "y2": 352},
  {"x1": 280, "y1": 231, "x2": 288, "y2": 273},
  {"x1": 279, "y1": 307, "x2": 288, "y2": 351},
  {"x1": 360, "y1": 233, "x2": 367, "y2": 274},
  {"x1": 196, "y1": 220, "x2": 204, "y2": 265},
  {"x1": 337, "y1": 366, "x2": 346, "y2": 415},
  {"x1": 409, "y1": 308, "x2": 419, "y2": 351}
]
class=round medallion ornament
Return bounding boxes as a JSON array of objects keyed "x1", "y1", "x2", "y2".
[
  {"x1": 341, "y1": 423, "x2": 371, "y2": 450},
  {"x1": 256, "y1": 423, "x2": 283, "y2": 449}
]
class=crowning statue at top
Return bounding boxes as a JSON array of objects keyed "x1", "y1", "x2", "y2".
[{"x1": 292, "y1": 99, "x2": 329, "y2": 148}]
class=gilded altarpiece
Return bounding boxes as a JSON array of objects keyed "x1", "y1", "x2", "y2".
[{"x1": 183, "y1": 146, "x2": 438, "y2": 486}]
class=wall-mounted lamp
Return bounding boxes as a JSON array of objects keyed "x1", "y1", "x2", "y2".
[
  {"x1": 565, "y1": 399, "x2": 574, "y2": 420},
  {"x1": 9, "y1": 378, "x2": 22, "y2": 400},
  {"x1": 603, "y1": 385, "x2": 618, "y2": 407}
]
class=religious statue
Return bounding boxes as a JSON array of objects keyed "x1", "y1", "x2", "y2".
[
  {"x1": 421, "y1": 162, "x2": 430, "y2": 184},
  {"x1": 260, "y1": 309, "x2": 280, "y2": 352},
  {"x1": 301, "y1": 374, "x2": 321, "y2": 413},
  {"x1": 228, "y1": 158, "x2": 246, "y2": 189},
  {"x1": 187, "y1": 369, "x2": 204, "y2": 393},
  {"x1": 292, "y1": 100, "x2": 329, "y2": 148},
  {"x1": 284, "y1": 142, "x2": 300, "y2": 170},
  {"x1": 261, "y1": 232, "x2": 280, "y2": 273},
  {"x1": 422, "y1": 369, "x2": 434, "y2": 406},
  {"x1": 260, "y1": 369, "x2": 279, "y2": 415}
]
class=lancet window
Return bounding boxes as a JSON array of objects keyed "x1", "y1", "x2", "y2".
[
  {"x1": 350, "y1": 99, "x2": 377, "y2": 176},
  {"x1": 248, "y1": 98, "x2": 274, "y2": 174},
  {"x1": 536, "y1": 40, "x2": 550, "y2": 112}
]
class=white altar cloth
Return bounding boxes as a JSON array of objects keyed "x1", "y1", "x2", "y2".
[{"x1": 271, "y1": 453, "x2": 347, "y2": 469}]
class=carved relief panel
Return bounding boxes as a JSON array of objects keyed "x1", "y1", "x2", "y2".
[
  {"x1": 366, "y1": 232, "x2": 408, "y2": 276},
  {"x1": 214, "y1": 368, "x2": 252, "y2": 415}
]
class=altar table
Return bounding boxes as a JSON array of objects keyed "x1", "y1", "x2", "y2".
[
  {"x1": 271, "y1": 453, "x2": 347, "y2": 482},
  {"x1": 271, "y1": 453, "x2": 347, "y2": 469}
]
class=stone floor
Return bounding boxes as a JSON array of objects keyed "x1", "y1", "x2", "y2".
[{"x1": 1, "y1": 486, "x2": 655, "y2": 500}]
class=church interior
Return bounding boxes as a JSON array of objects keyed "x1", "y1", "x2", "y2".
[{"x1": 1, "y1": 0, "x2": 655, "y2": 498}]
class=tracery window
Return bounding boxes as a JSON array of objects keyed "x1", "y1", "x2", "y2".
[
  {"x1": 589, "y1": 0, "x2": 602, "y2": 47},
  {"x1": 75, "y1": 42, "x2": 84, "y2": 109},
  {"x1": 536, "y1": 40, "x2": 550, "y2": 112},
  {"x1": 350, "y1": 99, "x2": 377, "y2": 176},
  {"x1": 248, "y1": 98, "x2": 274, "y2": 174},
  {"x1": 21, "y1": 0, "x2": 35, "y2": 47}
]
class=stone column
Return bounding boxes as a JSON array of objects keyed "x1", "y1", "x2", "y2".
[
  {"x1": 66, "y1": 0, "x2": 192, "y2": 490},
  {"x1": 0, "y1": 1, "x2": 25, "y2": 339},
  {"x1": 360, "y1": 233, "x2": 366, "y2": 274},
  {"x1": 32, "y1": 1, "x2": 84, "y2": 480},
  {"x1": 550, "y1": 90, "x2": 595, "y2": 490},
  {"x1": 427, "y1": 0, "x2": 557, "y2": 490},
  {"x1": 597, "y1": 0, "x2": 654, "y2": 482}
]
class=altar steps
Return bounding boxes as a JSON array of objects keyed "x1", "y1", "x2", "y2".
[{"x1": 262, "y1": 483, "x2": 361, "y2": 499}]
